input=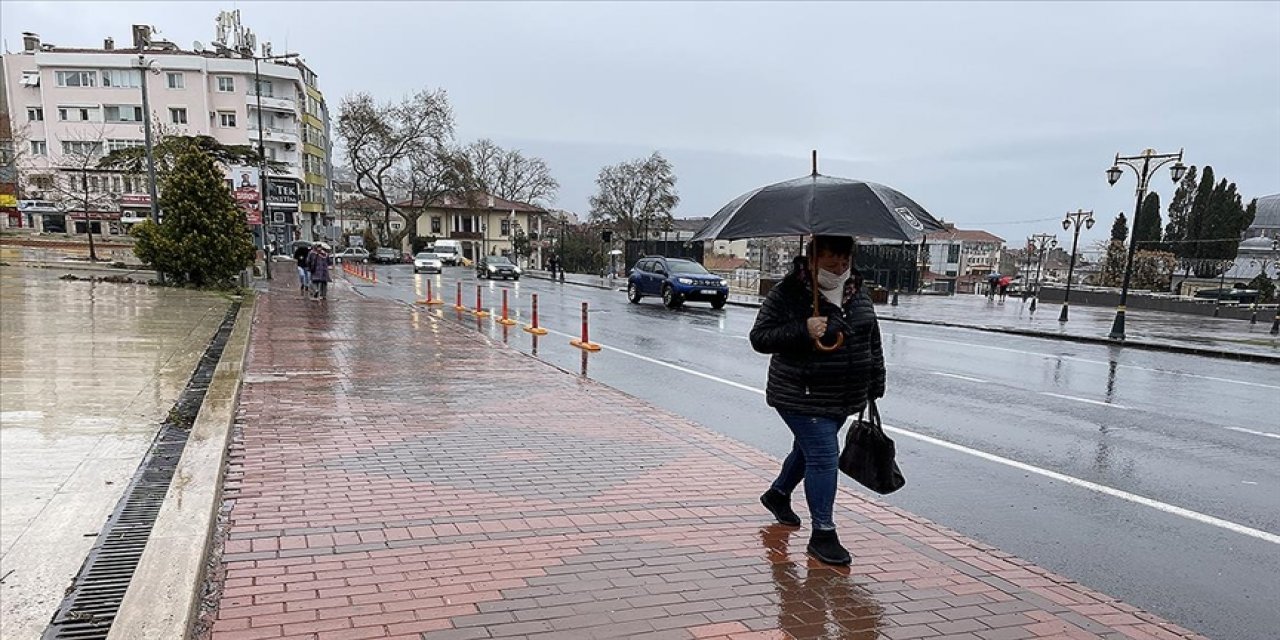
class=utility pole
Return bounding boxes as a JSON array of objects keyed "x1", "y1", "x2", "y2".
[{"x1": 136, "y1": 52, "x2": 163, "y2": 282}]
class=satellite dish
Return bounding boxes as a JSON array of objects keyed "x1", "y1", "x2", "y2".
[{"x1": 193, "y1": 40, "x2": 204, "y2": 51}]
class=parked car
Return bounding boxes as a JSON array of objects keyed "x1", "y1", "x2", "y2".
[
  {"x1": 477, "y1": 256, "x2": 521, "y2": 280},
  {"x1": 372, "y1": 248, "x2": 401, "y2": 264},
  {"x1": 332, "y1": 247, "x2": 369, "y2": 263},
  {"x1": 413, "y1": 252, "x2": 444, "y2": 274},
  {"x1": 628, "y1": 256, "x2": 729, "y2": 309}
]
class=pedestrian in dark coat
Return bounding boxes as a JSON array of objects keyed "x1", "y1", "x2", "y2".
[
  {"x1": 308, "y1": 243, "x2": 331, "y2": 300},
  {"x1": 293, "y1": 243, "x2": 312, "y2": 293},
  {"x1": 749, "y1": 235, "x2": 886, "y2": 566}
]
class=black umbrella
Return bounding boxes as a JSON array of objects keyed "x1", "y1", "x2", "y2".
[
  {"x1": 693, "y1": 152, "x2": 946, "y2": 351},
  {"x1": 692, "y1": 154, "x2": 946, "y2": 242}
]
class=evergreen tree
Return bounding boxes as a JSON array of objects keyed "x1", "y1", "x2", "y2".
[
  {"x1": 1164, "y1": 165, "x2": 1198, "y2": 251},
  {"x1": 1134, "y1": 192, "x2": 1162, "y2": 249},
  {"x1": 1185, "y1": 165, "x2": 1216, "y2": 261},
  {"x1": 132, "y1": 142, "x2": 255, "y2": 287},
  {"x1": 1110, "y1": 212, "x2": 1129, "y2": 243}
]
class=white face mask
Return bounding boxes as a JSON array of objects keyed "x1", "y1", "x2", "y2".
[{"x1": 817, "y1": 267, "x2": 849, "y2": 291}]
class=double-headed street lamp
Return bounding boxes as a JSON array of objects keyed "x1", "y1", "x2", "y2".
[
  {"x1": 1105, "y1": 148, "x2": 1187, "y2": 339},
  {"x1": 1058, "y1": 209, "x2": 1094, "y2": 322},
  {"x1": 1028, "y1": 233, "x2": 1057, "y2": 313}
]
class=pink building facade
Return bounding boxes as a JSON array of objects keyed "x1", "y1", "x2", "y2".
[{"x1": 2, "y1": 30, "x2": 329, "y2": 247}]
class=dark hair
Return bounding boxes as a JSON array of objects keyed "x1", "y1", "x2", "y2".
[{"x1": 806, "y1": 235, "x2": 854, "y2": 257}]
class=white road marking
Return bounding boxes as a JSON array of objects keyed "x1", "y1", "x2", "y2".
[
  {"x1": 692, "y1": 327, "x2": 750, "y2": 340},
  {"x1": 1226, "y1": 427, "x2": 1280, "y2": 440},
  {"x1": 886, "y1": 331, "x2": 1279, "y2": 391},
  {"x1": 538, "y1": 329, "x2": 1279, "y2": 546},
  {"x1": 1039, "y1": 392, "x2": 1129, "y2": 409},
  {"x1": 930, "y1": 371, "x2": 988, "y2": 383}
]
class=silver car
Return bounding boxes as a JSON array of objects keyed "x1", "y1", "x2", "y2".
[{"x1": 413, "y1": 252, "x2": 443, "y2": 274}]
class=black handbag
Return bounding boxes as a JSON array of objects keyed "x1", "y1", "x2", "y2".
[{"x1": 839, "y1": 401, "x2": 906, "y2": 494}]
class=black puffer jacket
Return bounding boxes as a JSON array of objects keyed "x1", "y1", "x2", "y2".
[{"x1": 749, "y1": 259, "x2": 886, "y2": 419}]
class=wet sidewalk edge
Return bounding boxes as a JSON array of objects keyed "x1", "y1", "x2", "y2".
[{"x1": 106, "y1": 295, "x2": 258, "y2": 640}]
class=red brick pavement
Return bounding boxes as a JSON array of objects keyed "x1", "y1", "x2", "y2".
[{"x1": 197, "y1": 276, "x2": 1208, "y2": 640}]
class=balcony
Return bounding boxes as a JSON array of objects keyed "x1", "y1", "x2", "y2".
[
  {"x1": 248, "y1": 126, "x2": 299, "y2": 145},
  {"x1": 246, "y1": 93, "x2": 296, "y2": 113},
  {"x1": 450, "y1": 231, "x2": 482, "y2": 240}
]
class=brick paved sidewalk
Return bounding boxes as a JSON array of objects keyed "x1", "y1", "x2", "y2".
[{"x1": 198, "y1": 277, "x2": 1206, "y2": 640}]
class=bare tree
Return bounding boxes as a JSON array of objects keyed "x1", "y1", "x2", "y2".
[
  {"x1": 337, "y1": 89, "x2": 454, "y2": 249},
  {"x1": 460, "y1": 139, "x2": 558, "y2": 206},
  {"x1": 44, "y1": 125, "x2": 118, "y2": 260},
  {"x1": 400, "y1": 145, "x2": 471, "y2": 241},
  {"x1": 588, "y1": 152, "x2": 679, "y2": 241}
]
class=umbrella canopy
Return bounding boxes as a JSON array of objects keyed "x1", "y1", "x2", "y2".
[{"x1": 692, "y1": 171, "x2": 946, "y2": 243}]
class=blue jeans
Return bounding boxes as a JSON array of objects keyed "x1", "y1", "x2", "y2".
[{"x1": 771, "y1": 411, "x2": 844, "y2": 530}]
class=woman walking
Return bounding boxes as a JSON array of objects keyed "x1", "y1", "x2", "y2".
[
  {"x1": 308, "y1": 243, "x2": 331, "y2": 300},
  {"x1": 749, "y1": 235, "x2": 886, "y2": 565},
  {"x1": 293, "y1": 242, "x2": 312, "y2": 294}
]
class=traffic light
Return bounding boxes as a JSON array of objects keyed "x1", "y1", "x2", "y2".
[{"x1": 601, "y1": 230, "x2": 613, "y2": 243}]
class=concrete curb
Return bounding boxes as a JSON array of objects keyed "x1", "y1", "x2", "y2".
[
  {"x1": 106, "y1": 295, "x2": 256, "y2": 640},
  {"x1": 878, "y1": 316, "x2": 1280, "y2": 364},
  {"x1": 525, "y1": 271, "x2": 624, "y2": 291}
]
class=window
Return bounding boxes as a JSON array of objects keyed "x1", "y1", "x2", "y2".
[
  {"x1": 20, "y1": 70, "x2": 40, "y2": 87},
  {"x1": 169, "y1": 107, "x2": 188, "y2": 124},
  {"x1": 58, "y1": 106, "x2": 98, "y2": 122},
  {"x1": 216, "y1": 76, "x2": 235, "y2": 92},
  {"x1": 431, "y1": 217, "x2": 442, "y2": 234},
  {"x1": 391, "y1": 221, "x2": 402, "y2": 231},
  {"x1": 101, "y1": 69, "x2": 141, "y2": 88},
  {"x1": 166, "y1": 72, "x2": 184, "y2": 89},
  {"x1": 947, "y1": 244, "x2": 961, "y2": 263},
  {"x1": 107, "y1": 139, "x2": 144, "y2": 152},
  {"x1": 55, "y1": 70, "x2": 96, "y2": 87},
  {"x1": 27, "y1": 107, "x2": 43, "y2": 121},
  {"x1": 218, "y1": 111, "x2": 237, "y2": 128},
  {"x1": 61, "y1": 140, "x2": 103, "y2": 156},
  {"x1": 30, "y1": 140, "x2": 48, "y2": 156},
  {"x1": 103, "y1": 105, "x2": 144, "y2": 122},
  {"x1": 253, "y1": 80, "x2": 273, "y2": 97},
  {"x1": 500, "y1": 219, "x2": 511, "y2": 237},
  {"x1": 30, "y1": 174, "x2": 54, "y2": 190}
]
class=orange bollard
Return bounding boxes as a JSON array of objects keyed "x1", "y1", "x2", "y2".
[
  {"x1": 570, "y1": 301, "x2": 601, "y2": 351},
  {"x1": 454, "y1": 281, "x2": 465, "y2": 311},
  {"x1": 498, "y1": 289, "x2": 518, "y2": 326},
  {"x1": 524, "y1": 293, "x2": 549, "y2": 335},
  {"x1": 416, "y1": 279, "x2": 444, "y2": 305},
  {"x1": 473, "y1": 285, "x2": 491, "y2": 318}
]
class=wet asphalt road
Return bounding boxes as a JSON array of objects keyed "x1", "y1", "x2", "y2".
[{"x1": 352, "y1": 265, "x2": 1280, "y2": 640}]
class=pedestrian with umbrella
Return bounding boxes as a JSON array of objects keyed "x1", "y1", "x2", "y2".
[{"x1": 694, "y1": 152, "x2": 944, "y2": 565}]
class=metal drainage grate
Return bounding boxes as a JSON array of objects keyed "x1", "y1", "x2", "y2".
[{"x1": 43, "y1": 303, "x2": 241, "y2": 640}]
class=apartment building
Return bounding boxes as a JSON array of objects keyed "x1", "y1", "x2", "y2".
[{"x1": 1, "y1": 15, "x2": 332, "y2": 248}]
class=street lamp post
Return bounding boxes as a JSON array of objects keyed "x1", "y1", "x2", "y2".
[
  {"x1": 1028, "y1": 233, "x2": 1057, "y2": 314},
  {"x1": 1105, "y1": 148, "x2": 1187, "y2": 339},
  {"x1": 892, "y1": 242, "x2": 906, "y2": 306},
  {"x1": 1212, "y1": 259, "x2": 1234, "y2": 318},
  {"x1": 1021, "y1": 239, "x2": 1034, "y2": 301},
  {"x1": 1058, "y1": 209, "x2": 1095, "y2": 322},
  {"x1": 1271, "y1": 239, "x2": 1280, "y2": 335},
  {"x1": 249, "y1": 52, "x2": 299, "y2": 280},
  {"x1": 135, "y1": 54, "x2": 163, "y2": 282}
]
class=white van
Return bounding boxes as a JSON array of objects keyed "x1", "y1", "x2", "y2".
[{"x1": 430, "y1": 240, "x2": 463, "y2": 266}]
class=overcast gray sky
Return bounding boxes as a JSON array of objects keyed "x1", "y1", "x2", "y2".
[{"x1": 5, "y1": 1, "x2": 1278, "y2": 248}]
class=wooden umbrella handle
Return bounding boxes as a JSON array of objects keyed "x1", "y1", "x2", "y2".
[{"x1": 810, "y1": 243, "x2": 844, "y2": 352}]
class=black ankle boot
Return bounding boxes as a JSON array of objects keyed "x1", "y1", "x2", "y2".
[
  {"x1": 807, "y1": 529, "x2": 851, "y2": 565},
  {"x1": 760, "y1": 489, "x2": 801, "y2": 527}
]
